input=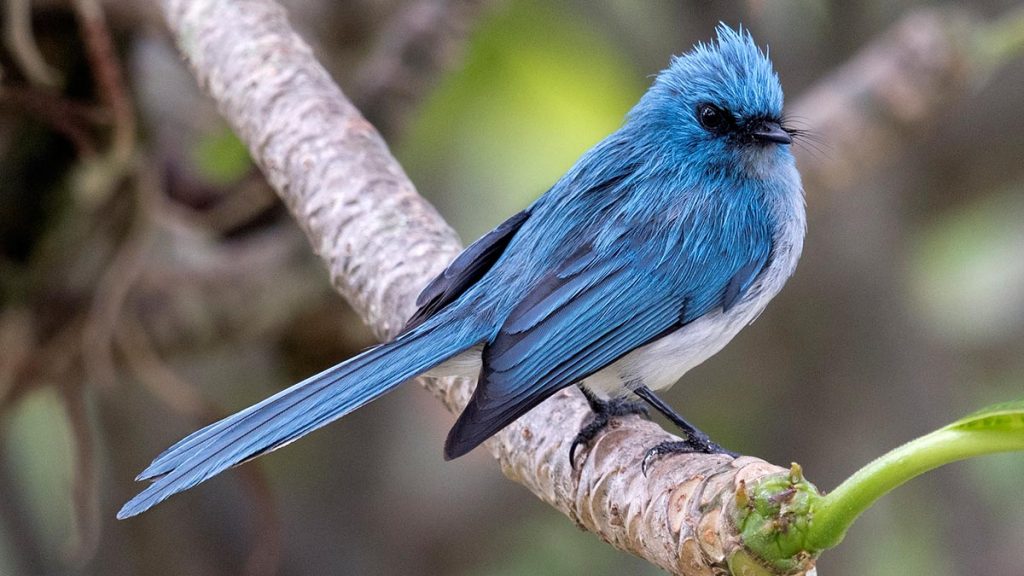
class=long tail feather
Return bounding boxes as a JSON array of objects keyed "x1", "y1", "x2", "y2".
[{"x1": 118, "y1": 316, "x2": 482, "y2": 519}]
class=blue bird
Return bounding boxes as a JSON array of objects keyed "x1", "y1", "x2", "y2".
[{"x1": 118, "y1": 24, "x2": 805, "y2": 519}]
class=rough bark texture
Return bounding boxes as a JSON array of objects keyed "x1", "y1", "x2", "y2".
[{"x1": 158, "y1": 0, "x2": 979, "y2": 573}]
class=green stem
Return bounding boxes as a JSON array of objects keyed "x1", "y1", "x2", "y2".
[
  {"x1": 736, "y1": 401, "x2": 1024, "y2": 571},
  {"x1": 805, "y1": 425, "x2": 1024, "y2": 551}
]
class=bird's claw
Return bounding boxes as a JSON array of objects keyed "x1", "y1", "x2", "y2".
[
  {"x1": 569, "y1": 416, "x2": 607, "y2": 467},
  {"x1": 570, "y1": 397, "x2": 648, "y2": 469},
  {"x1": 640, "y1": 437, "x2": 738, "y2": 476}
]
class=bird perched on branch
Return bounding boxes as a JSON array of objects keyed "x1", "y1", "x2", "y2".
[{"x1": 119, "y1": 24, "x2": 805, "y2": 519}]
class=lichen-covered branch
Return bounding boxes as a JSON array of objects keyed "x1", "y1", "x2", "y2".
[{"x1": 157, "y1": 1, "x2": 994, "y2": 574}]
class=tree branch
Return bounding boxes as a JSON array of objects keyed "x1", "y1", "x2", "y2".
[
  {"x1": 3, "y1": 0, "x2": 60, "y2": 87},
  {"x1": 157, "y1": 1, "x2": 989, "y2": 573}
]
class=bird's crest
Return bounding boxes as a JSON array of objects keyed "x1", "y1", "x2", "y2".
[{"x1": 655, "y1": 23, "x2": 783, "y2": 120}]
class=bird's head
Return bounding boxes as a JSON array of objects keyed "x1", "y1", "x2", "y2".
[{"x1": 629, "y1": 24, "x2": 793, "y2": 173}]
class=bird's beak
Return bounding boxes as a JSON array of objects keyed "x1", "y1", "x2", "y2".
[{"x1": 750, "y1": 121, "x2": 792, "y2": 145}]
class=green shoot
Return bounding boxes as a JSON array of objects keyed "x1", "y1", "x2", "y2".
[{"x1": 733, "y1": 399, "x2": 1024, "y2": 572}]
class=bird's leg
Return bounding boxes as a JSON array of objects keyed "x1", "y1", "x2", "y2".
[
  {"x1": 569, "y1": 386, "x2": 649, "y2": 468},
  {"x1": 632, "y1": 385, "x2": 737, "y2": 475}
]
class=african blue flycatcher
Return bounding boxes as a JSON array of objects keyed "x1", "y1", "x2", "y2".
[{"x1": 119, "y1": 24, "x2": 804, "y2": 519}]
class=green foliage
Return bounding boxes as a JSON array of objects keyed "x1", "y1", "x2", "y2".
[
  {"x1": 949, "y1": 399, "x2": 1024, "y2": 431},
  {"x1": 974, "y1": 5, "x2": 1024, "y2": 72},
  {"x1": 912, "y1": 185, "x2": 1024, "y2": 347},
  {"x1": 3, "y1": 389, "x2": 75, "y2": 554},
  {"x1": 191, "y1": 128, "x2": 252, "y2": 186}
]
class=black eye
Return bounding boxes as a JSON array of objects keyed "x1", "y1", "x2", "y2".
[{"x1": 697, "y1": 104, "x2": 729, "y2": 132}]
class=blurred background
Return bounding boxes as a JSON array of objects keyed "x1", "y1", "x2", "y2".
[{"x1": 1, "y1": 0, "x2": 1023, "y2": 574}]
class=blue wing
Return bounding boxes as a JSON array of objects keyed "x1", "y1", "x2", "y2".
[
  {"x1": 444, "y1": 203, "x2": 772, "y2": 459},
  {"x1": 406, "y1": 209, "x2": 531, "y2": 330}
]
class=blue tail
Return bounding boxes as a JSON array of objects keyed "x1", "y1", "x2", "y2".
[{"x1": 118, "y1": 313, "x2": 485, "y2": 519}]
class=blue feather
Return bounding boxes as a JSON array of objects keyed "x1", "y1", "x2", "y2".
[{"x1": 117, "y1": 312, "x2": 489, "y2": 519}]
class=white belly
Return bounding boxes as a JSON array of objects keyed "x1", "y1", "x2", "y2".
[
  {"x1": 582, "y1": 291, "x2": 772, "y2": 396},
  {"x1": 594, "y1": 217, "x2": 804, "y2": 395}
]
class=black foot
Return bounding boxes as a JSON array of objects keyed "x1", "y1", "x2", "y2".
[
  {"x1": 631, "y1": 384, "x2": 738, "y2": 474},
  {"x1": 641, "y1": 438, "x2": 738, "y2": 476},
  {"x1": 570, "y1": 391, "x2": 648, "y2": 468}
]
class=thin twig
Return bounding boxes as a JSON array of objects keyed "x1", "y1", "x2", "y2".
[
  {"x1": 187, "y1": 178, "x2": 279, "y2": 235},
  {"x1": 80, "y1": 164, "x2": 155, "y2": 390},
  {"x1": 3, "y1": 0, "x2": 60, "y2": 86},
  {"x1": 0, "y1": 308, "x2": 35, "y2": 406},
  {"x1": 237, "y1": 454, "x2": 282, "y2": 576},
  {"x1": 72, "y1": 0, "x2": 136, "y2": 166},
  {"x1": 61, "y1": 378, "x2": 101, "y2": 566},
  {"x1": 0, "y1": 86, "x2": 100, "y2": 157},
  {"x1": 790, "y1": 8, "x2": 973, "y2": 199},
  {"x1": 116, "y1": 309, "x2": 208, "y2": 418},
  {"x1": 5, "y1": 316, "x2": 83, "y2": 411}
]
